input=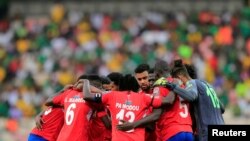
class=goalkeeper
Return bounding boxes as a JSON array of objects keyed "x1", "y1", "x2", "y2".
[{"x1": 161, "y1": 59, "x2": 225, "y2": 141}]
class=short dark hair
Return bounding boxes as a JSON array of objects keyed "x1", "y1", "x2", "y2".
[
  {"x1": 77, "y1": 74, "x2": 88, "y2": 81},
  {"x1": 100, "y1": 76, "x2": 112, "y2": 85},
  {"x1": 149, "y1": 68, "x2": 154, "y2": 74},
  {"x1": 107, "y1": 72, "x2": 123, "y2": 86},
  {"x1": 184, "y1": 64, "x2": 197, "y2": 79},
  {"x1": 77, "y1": 74, "x2": 102, "y2": 88},
  {"x1": 134, "y1": 64, "x2": 150, "y2": 74},
  {"x1": 87, "y1": 74, "x2": 102, "y2": 88},
  {"x1": 171, "y1": 59, "x2": 189, "y2": 77},
  {"x1": 119, "y1": 74, "x2": 139, "y2": 92},
  {"x1": 87, "y1": 74, "x2": 102, "y2": 81}
]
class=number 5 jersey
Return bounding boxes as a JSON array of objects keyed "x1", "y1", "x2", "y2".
[{"x1": 153, "y1": 77, "x2": 193, "y2": 141}]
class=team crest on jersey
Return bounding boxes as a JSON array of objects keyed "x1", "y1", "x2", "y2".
[
  {"x1": 125, "y1": 100, "x2": 132, "y2": 105},
  {"x1": 73, "y1": 95, "x2": 80, "y2": 99}
]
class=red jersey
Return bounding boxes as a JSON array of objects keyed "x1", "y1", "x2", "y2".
[
  {"x1": 139, "y1": 90, "x2": 157, "y2": 141},
  {"x1": 138, "y1": 90, "x2": 154, "y2": 116},
  {"x1": 31, "y1": 107, "x2": 64, "y2": 141},
  {"x1": 88, "y1": 108, "x2": 111, "y2": 141},
  {"x1": 102, "y1": 91, "x2": 162, "y2": 141},
  {"x1": 52, "y1": 89, "x2": 93, "y2": 141},
  {"x1": 154, "y1": 77, "x2": 193, "y2": 141}
]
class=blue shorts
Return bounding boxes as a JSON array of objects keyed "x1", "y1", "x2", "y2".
[
  {"x1": 28, "y1": 133, "x2": 47, "y2": 141},
  {"x1": 168, "y1": 132, "x2": 194, "y2": 141}
]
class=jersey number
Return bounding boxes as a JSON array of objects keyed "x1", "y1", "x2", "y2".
[
  {"x1": 66, "y1": 103, "x2": 76, "y2": 125},
  {"x1": 116, "y1": 109, "x2": 135, "y2": 132},
  {"x1": 179, "y1": 101, "x2": 188, "y2": 118},
  {"x1": 204, "y1": 83, "x2": 220, "y2": 108}
]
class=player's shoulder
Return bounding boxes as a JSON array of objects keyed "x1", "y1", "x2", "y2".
[
  {"x1": 153, "y1": 86, "x2": 167, "y2": 96},
  {"x1": 102, "y1": 90, "x2": 112, "y2": 95},
  {"x1": 166, "y1": 76, "x2": 174, "y2": 82},
  {"x1": 187, "y1": 79, "x2": 196, "y2": 85},
  {"x1": 64, "y1": 88, "x2": 75, "y2": 94},
  {"x1": 186, "y1": 79, "x2": 198, "y2": 89}
]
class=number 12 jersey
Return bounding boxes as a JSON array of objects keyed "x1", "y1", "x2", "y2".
[{"x1": 102, "y1": 91, "x2": 162, "y2": 141}]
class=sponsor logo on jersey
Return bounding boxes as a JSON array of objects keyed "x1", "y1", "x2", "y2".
[{"x1": 125, "y1": 100, "x2": 132, "y2": 105}]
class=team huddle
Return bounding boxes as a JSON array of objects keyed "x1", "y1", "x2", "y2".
[{"x1": 27, "y1": 59, "x2": 225, "y2": 141}]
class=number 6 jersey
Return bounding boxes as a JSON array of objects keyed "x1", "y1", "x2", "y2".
[{"x1": 52, "y1": 88, "x2": 93, "y2": 141}]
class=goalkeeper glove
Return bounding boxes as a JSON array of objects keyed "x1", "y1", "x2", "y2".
[
  {"x1": 165, "y1": 82, "x2": 177, "y2": 90},
  {"x1": 153, "y1": 77, "x2": 167, "y2": 87}
]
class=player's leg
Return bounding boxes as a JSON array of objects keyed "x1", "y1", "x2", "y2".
[{"x1": 28, "y1": 133, "x2": 48, "y2": 141}]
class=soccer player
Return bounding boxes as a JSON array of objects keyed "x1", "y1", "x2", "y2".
[
  {"x1": 165, "y1": 59, "x2": 225, "y2": 141},
  {"x1": 82, "y1": 74, "x2": 175, "y2": 141},
  {"x1": 118, "y1": 60, "x2": 194, "y2": 141},
  {"x1": 88, "y1": 76, "x2": 112, "y2": 141},
  {"x1": 28, "y1": 85, "x2": 72, "y2": 141},
  {"x1": 134, "y1": 64, "x2": 157, "y2": 141},
  {"x1": 148, "y1": 68, "x2": 156, "y2": 89},
  {"x1": 44, "y1": 74, "x2": 104, "y2": 141},
  {"x1": 28, "y1": 106, "x2": 64, "y2": 141},
  {"x1": 88, "y1": 109, "x2": 112, "y2": 141},
  {"x1": 100, "y1": 76, "x2": 112, "y2": 91},
  {"x1": 107, "y1": 72, "x2": 123, "y2": 91},
  {"x1": 134, "y1": 64, "x2": 152, "y2": 93}
]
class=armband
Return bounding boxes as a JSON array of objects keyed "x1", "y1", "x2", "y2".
[{"x1": 94, "y1": 93, "x2": 102, "y2": 103}]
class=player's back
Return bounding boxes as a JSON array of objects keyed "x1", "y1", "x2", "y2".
[
  {"x1": 31, "y1": 107, "x2": 64, "y2": 141},
  {"x1": 55, "y1": 89, "x2": 92, "y2": 141},
  {"x1": 88, "y1": 107, "x2": 111, "y2": 141},
  {"x1": 105, "y1": 91, "x2": 156, "y2": 141},
  {"x1": 193, "y1": 79, "x2": 224, "y2": 140},
  {"x1": 154, "y1": 77, "x2": 193, "y2": 141}
]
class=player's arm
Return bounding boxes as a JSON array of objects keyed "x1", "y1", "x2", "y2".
[
  {"x1": 161, "y1": 91, "x2": 176, "y2": 105},
  {"x1": 116, "y1": 91, "x2": 172, "y2": 131},
  {"x1": 151, "y1": 86, "x2": 176, "y2": 106},
  {"x1": 83, "y1": 79, "x2": 103, "y2": 103},
  {"x1": 140, "y1": 91, "x2": 175, "y2": 122},
  {"x1": 45, "y1": 85, "x2": 73, "y2": 106},
  {"x1": 34, "y1": 109, "x2": 45, "y2": 130},
  {"x1": 99, "y1": 112, "x2": 112, "y2": 130},
  {"x1": 117, "y1": 108, "x2": 162, "y2": 131},
  {"x1": 165, "y1": 80, "x2": 198, "y2": 102}
]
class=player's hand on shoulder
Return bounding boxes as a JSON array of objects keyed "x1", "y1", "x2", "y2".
[
  {"x1": 164, "y1": 82, "x2": 177, "y2": 90},
  {"x1": 153, "y1": 77, "x2": 167, "y2": 87}
]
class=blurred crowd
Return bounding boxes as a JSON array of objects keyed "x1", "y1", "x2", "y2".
[{"x1": 0, "y1": 3, "x2": 250, "y2": 122}]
